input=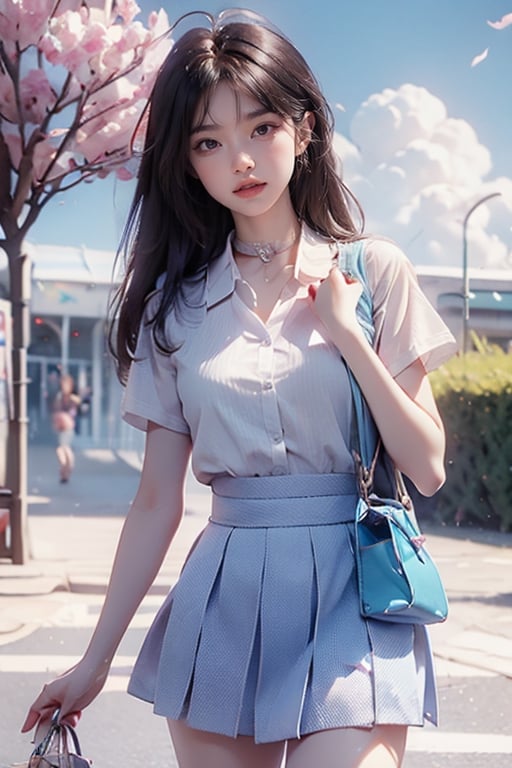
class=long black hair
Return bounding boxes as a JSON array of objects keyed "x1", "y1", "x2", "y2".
[{"x1": 110, "y1": 14, "x2": 363, "y2": 383}]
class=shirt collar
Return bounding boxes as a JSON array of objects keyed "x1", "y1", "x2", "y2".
[{"x1": 206, "y1": 225, "x2": 337, "y2": 308}]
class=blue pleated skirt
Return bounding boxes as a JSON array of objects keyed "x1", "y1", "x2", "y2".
[{"x1": 128, "y1": 473, "x2": 438, "y2": 743}]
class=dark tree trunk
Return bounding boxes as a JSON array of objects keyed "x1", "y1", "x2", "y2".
[{"x1": 5, "y1": 242, "x2": 30, "y2": 563}]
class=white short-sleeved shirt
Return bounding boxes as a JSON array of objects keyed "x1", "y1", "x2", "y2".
[{"x1": 122, "y1": 227, "x2": 456, "y2": 484}]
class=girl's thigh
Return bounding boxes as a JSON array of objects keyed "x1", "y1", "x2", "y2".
[
  {"x1": 285, "y1": 725, "x2": 408, "y2": 768},
  {"x1": 167, "y1": 719, "x2": 286, "y2": 768}
]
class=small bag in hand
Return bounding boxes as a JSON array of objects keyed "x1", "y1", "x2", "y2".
[
  {"x1": 354, "y1": 442, "x2": 448, "y2": 625},
  {"x1": 28, "y1": 713, "x2": 92, "y2": 768}
]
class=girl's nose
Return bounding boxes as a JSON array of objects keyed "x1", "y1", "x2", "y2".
[{"x1": 233, "y1": 150, "x2": 255, "y2": 174}]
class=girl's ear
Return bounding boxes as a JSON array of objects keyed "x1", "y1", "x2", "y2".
[{"x1": 295, "y1": 111, "x2": 316, "y2": 155}]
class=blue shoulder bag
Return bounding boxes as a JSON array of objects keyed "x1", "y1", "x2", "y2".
[{"x1": 338, "y1": 241, "x2": 448, "y2": 625}]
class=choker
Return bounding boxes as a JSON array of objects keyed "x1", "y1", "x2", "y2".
[{"x1": 233, "y1": 231, "x2": 299, "y2": 263}]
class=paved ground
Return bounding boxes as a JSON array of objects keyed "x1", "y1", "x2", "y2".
[{"x1": 0, "y1": 442, "x2": 511, "y2": 767}]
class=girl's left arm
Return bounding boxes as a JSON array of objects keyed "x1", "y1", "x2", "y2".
[
  {"x1": 343, "y1": 344, "x2": 445, "y2": 497},
  {"x1": 310, "y1": 269, "x2": 446, "y2": 497}
]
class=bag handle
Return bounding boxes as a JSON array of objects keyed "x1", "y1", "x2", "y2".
[{"x1": 30, "y1": 710, "x2": 85, "y2": 761}]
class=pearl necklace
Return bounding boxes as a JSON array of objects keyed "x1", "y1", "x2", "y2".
[{"x1": 232, "y1": 231, "x2": 299, "y2": 263}]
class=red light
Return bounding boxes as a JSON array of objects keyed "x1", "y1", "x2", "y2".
[{"x1": 34, "y1": 317, "x2": 44, "y2": 325}]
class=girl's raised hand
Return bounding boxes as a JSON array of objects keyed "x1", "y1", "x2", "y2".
[{"x1": 308, "y1": 268, "x2": 363, "y2": 345}]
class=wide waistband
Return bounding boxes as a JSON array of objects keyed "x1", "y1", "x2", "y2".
[{"x1": 210, "y1": 473, "x2": 357, "y2": 528}]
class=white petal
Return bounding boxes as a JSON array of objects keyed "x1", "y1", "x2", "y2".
[{"x1": 471, "y1": 47, "x2": 489, "y2": 67}]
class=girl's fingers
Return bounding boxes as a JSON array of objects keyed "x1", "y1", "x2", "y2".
[
  {"x1": 21, "y1": 682, "x2": 64, "y2": 733},
  {"x1": 329, "y1": 265, "x2": 358, "y2": 285},
  {"x1": 21, "y1": 701, "x2": 58, "y2": 734},
  {"x1": 21, "y1": 704, "x2": 81, "y2": 735},
  {"x1": 21, "y1": 709, "x2": 40, "y2": 734},
  {"x1": 308, "y1": 268, "x2": 360, "y2": 307},
  {"x1": 59, "y1": 710, "x2": 82, "y2": 727}
]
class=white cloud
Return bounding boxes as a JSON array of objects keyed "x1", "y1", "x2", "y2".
[{"x1": 336, "y1": 83, "x2": 512, "y2": 268}]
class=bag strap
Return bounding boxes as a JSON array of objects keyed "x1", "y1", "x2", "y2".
[
  {"x1": 337, "y1": 240, "x2": 378, "y2": 470},
  {"x1": 62, "y1": 723, "x2": 84, "y2": 755},
  {"x1": 337, "y1": 240, "x2": 374, "y2": 346},
  {"x1": 338, "y1": 241, "x2": 415, "y2": 515}
]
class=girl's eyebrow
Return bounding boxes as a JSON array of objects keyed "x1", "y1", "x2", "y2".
[{"x1": 190, "y1": 107, "x2": 275, "y2": 136}]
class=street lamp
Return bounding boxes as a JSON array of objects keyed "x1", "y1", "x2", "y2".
[{"x1": 462, "y1": 192, "x2": 502, "y2": 353}]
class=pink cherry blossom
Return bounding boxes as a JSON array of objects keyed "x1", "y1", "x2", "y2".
[
  {"x1": 81, "y1": 21, "x2": 111, "y2": 56},
  {"x1": 487, "y1": 13, "x2": 512, "y2": 30},
  {"x1": 0, "y1": 70, "x2": 17, "y2": 122},
  {"x1": 115, "y1": 165, "x2": 134, "y2": 180},
  {"x1": 0, "y1": 0, "x2": 54, "y2": 53},
  {"x1": 33, "y1": 141, "x2": 79, "y2": 182},
  {"x1": 39, "y1": 11, "x2": 91, "y2": 72},
  {"x1": 74, "y1": 103, "x2": 140, "y2": 163},
  {"x1": 32, "y1": 139, "x2": 58, "y2": 180},
  {"x1": 471, "y1": 48, "x2": 489, "y2": 67},
  {"x1": 19, "y1": 69, "x2": 56, "y2": 124},
  {"x1": 0, "y1": 0, "x2": 171, "y2": 240},
  {"x1": 101, "y1": 43, "x2": 133, "y2": 73},
  {"x1": 46, "y1": 10, "x2": 84, "y2": 50},
  {"x1": 148, "y1": 9, "x2": 163, "y2": 30},
  {"x1": 473, "y1": 11, "x2": 512, "y2": 66},
  {"x1": 116, "y1": 0, "x2": 142, "y2": 25},
  {"x1": 116, "y1": 20, "x2": 151, "y2": 52}
]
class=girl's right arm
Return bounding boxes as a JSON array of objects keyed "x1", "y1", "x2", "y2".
[{"x1": 21, "y1": 423, "x2": 192, "y2": 733}]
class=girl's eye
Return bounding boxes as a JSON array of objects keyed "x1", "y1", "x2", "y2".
[
  {"x1": 194, "y1": 138, "x2": 219, "y2": 152},
  {"x1": 253, "y1": 123, "x2": 277, "y2": 138}
]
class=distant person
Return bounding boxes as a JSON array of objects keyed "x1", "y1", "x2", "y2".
[
  {"x1": 51, "y1": 374, "x2": 80, "y2": 483},
  {"x1": 75, "y1": 386, "x2": 92, "y2": 437},
  {"x1": 23, "y1": 10, "x2": 456, "y2": 768}
]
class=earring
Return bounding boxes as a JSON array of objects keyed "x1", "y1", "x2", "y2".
[{"x1": 295, "y1": 151, "x2": 309, "y2": 174}]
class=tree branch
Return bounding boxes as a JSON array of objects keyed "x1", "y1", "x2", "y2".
[
  {"x1": 0, "y1": 131, "x2": 13, "y2": 212},
  {"x1": 0, "y1": 130, "x2": 17, "y2": 240}
]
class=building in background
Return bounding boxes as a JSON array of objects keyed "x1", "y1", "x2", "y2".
[
  {"x1": 417, "y1": 265, "x2": 512, "y2": 350},
  {"x1": 22, "y1": 243, "x2": 139, "y2": 451}
]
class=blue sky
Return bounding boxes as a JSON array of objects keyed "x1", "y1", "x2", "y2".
[{"x1": 29, "y1": 0, "x2": 512, "y2": 259}]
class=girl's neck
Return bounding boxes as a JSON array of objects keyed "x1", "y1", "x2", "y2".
[
  {"x1": 231, "y1": 194, "x2": 299, "y2": 245},
  {"x1": 233, "y1": 233, "x2": 299, "y2": 285},
  {"x1": 232, "y1": 227, "x2": 300, "y2": 263}
]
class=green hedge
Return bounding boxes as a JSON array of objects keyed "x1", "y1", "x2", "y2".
[{"x1": 429, "y1": 337, "x2": 512, "y2": 532}]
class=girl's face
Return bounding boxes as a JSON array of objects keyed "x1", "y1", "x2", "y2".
[{"x1": 189, "y1": 83, "x2": 307, "y2": 228}]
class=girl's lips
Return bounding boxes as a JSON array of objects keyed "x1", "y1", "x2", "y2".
[{"x1": 234, "y1": 182, "x2": 266, "y2": 198}]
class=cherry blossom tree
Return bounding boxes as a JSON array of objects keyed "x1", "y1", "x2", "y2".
[{"x1": 0, "y1": 0, "x2": 170, "y2": 562}]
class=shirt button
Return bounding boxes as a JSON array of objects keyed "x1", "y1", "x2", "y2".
[
  {"x1": 272, "y1": 466, "x2": 287, "y2": 476},
  {"x1": 263, "y1": 380, "x2": 273, "y2": 390},
  {"x1": 272, "y1": 434, "x2": 283, "y2": 444},
  {"x1": 261, "y1": 338, "x2": 271, "y2": 347}
]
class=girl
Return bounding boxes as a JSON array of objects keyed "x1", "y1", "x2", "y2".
[
  {"x1": 51, "y1": 373, "x2": 81, "y2": 483},
  {"x1": 23, "y1": 10, "x2": 456, "y2": 767}
]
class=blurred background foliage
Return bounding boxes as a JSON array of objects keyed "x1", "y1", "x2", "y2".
[{"x1": 430, "y1": 334, "x2": 512, "y2": 532}]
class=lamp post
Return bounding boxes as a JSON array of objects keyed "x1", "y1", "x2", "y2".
[{"x1": 462, "y1": 192, "x2": 502, "y2": 353}]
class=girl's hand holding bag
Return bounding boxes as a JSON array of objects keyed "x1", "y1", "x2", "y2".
[
  {"x1": 339, "y1": 242, "x2": 448, "y2": 626},
  {"x1": 25, "y1": 712, "x2": 92, "y2": 768}
]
